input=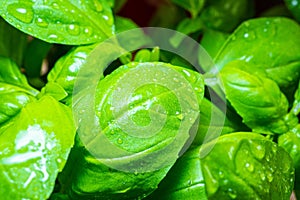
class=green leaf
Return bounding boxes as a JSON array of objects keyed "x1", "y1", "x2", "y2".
[
  {"x1": 113, "y1": 0, "x2": 127, "y2": 12},
  {"x1": 192, "y1": 98, "x2": 242, "y2": 145},
  {"x1": 172, "y1": 0, "x2": 205, "y2": 18},
  {"x1": 60, "y1": 62, "x2": 205, "y2": 199},
  {"x1": 145, "y1": 146, "x2": 207, "y2": 200},
  {"x1": 220, "y1": 60, "x2": 290, "y2": 134},
  {"x1": 38, "y1": 82, "x2": 68, "y2": 101},
  {"x1": 200, "y1": 29, "x2": 229, "y2": 60},
  {"x1": 201, "y1": 132, "x2": 294, "y2": 200},
  {"x1": 285, "y1": 0, "x2": 300, "y2": 22},
  {"x1": 0, "y1": 96, "x2": 76, "y2": 200},
  {"x1": 0, "y1": 18, "x2": 27, "y2": 66},
  {"x1": 0, "y1": 0, "x2": 115, "y2": 45},
  {"x1": 46, "y1": 43, "x2": 98, "y2": 104},
  {"x1": 214, "y1": 17, "x2": 300, "y2": 90},
  {"x1": 176, "y1": 16, "x2": 204, "y2": 36},
  {"x1": 0, "y1": 56, "x2": 38, "y2": 95},
  {"x1": 200, "y1": 0, "x2": 254, "y2": 32},
  {"x1": 115, "y1": 16, "x2": 139, "y2": 33},
  {"x1": 278, "y1": 124, "x2": 300, "y2": 190},
  {"x1": 0, "y1": 83, "x2": 36, "y2": 125},
  {"x1": 292, "y1": 80, "x2": 300, "y2": 115}
]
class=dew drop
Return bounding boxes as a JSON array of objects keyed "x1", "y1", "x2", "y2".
[
  {"x1": 84, "y1": 27, "x2": 93, "y2": 37},
  {"x1": 291, "y1": 0, "x2": 299, "y2": 6},
  {"x1": 8, "y1": 3, "x2": 34, "y2": 23},
  {"x1": 176, "y1": 114, "x2": 184, "y2": 120},
  {"x1": 67, "y1": 24, "x2": 80, "y2": 36},
  {"x1": 266, "y1": 172, "x2": 274, "y2": 182},
  {"x1": 228, "y1": 188, "x2": 237, "y2": 199},
  {"x1": 173, "y1": 77, "x2": 179, "y2": 83},
  {"x1": 52, "y1": 2, "x2": 59, "y2": 8},
  {"x1": 35, "y1": 17, "x2": 48, "y2": 28},
  {"x1": 245, "y1": 162, "x2": 254, "y2": 172},
  {"x1": 260, "y1": 173, "x2": 266, "y2": 181},
  {"x1": 218, "y1": 170, "x2": 224, "y2": 178},
  {"x1": 250, "y1": 144, "x2": 265, "y2": 160},
  {"x1": 117, "y1": 138, "x2": 123, "y2": 144}
]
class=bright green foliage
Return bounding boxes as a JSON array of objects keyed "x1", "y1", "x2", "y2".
[
  {"x1": 220, "y1": 60, "x2": 294, "y2": 134},
  {"x1": 0, "y1": 96, "x2": 76, "y2": 200},
  {"x1": 201, "y1": 132, "x2": 295, "y2": 200},
  {"x1": 145, "y1": 146, "x2": 207, "y2": 200},
  {"x1": 59, "y1": 62, "x2": 205, "y2": 199},
  {"x1": 214, "y1": 17, "x2": 300, "y2": 90},
  {"x1": 43, "y1": 44, "x2": 98, "y2": 104},
  {"x1": 172, "y1": 0, "x2": 205, "y2": 19},
  {"x1": 200, "y1": 0, "x2": 254, "y2": 32},
  {"x1": 0, "y1": 0, "x2": 115, "y2": 44}
]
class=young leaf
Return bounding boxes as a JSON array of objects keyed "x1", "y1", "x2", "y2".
[
  {"x1": 172, "y1": 0, "x2": 205, "y2": 19},
  {"x1": 45, "y1": 43, "x2": 98, "y2": 104},
  {"x1": 220, "y1": 60, "x2": 290, "y2": 134},
  {"x1": 201, "y1": 132, "x2": 294, "y2": 200},
  {"x1": 214, "y1": 17, "x2": 300, "y2": 91},
  {"x1": 0, "y1": 0, "x2": 115, "y2": 45},
  {"x1": 115, "y1": 16, "x2": 139, "y2": 33},
  {"x1": 0, "y1": 96, "x2": 76, "y2": 200}
]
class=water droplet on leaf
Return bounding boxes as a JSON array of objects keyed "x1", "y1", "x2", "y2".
[
  {"x1": 35, "y1": 18, "x2": 48, "y2": 27},
  {"x1": 8, "y1": 3, "x2": 34, "y2": 23},
  {"x1": 117, "y1": 138, "x2": 123, "y2": 144},
  {"x1": 228, "y1": 188, "x2": 237, "y2": 199},
  {"x1": 67, "y1": 24, "x2": 80, "y2": 35},
  {"x1": 245, "y1": 162, "x2": 254, "y2": 172}
]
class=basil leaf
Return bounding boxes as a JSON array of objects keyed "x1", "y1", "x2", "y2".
[
  {"x1": 60, "y1": 62, "x2": 204, "y2": 199},
  {"x1": 115, "y1": 16, "x2": 139, "y2": 33},
  {"x1": 192, "y1": 98, "x2": 242, "y2": 145},
  {"x1": 285, "y1": 0, "x2": 300, "y2": 22},
  {"x1": 45, "y1": 44, "x2": 98, "y2": 104},
  {"x1": 0, "y1": 83, "x2": 36, "y2": 125},
  {"x1": 0, "y1": 0, "x2": 115, "y2": 44},
  {"x1": 145, "y1": 146, "x2": 207, "y2": 200},
  {"x1": 214, "y1": 17, "x2": 300, "y2": 90},
  {"x1": 172, "y1": 0, "x2": 205, "y2": 18},
  {"x1": 200, "y1": 0, "x2": 254, "y2": 32},
  {"x1": 220, "y1": 60, "x2": 290, "y2": 134},
  {"x1": 0, "y1": 18, "x2": 27, "y2": 66},
  {"x1": 0, "y1": 96, "x2": 76, "y2": 200},
  {"x1": 292, "y1": 80, "x2": 300, "y2": 116},
  {"x1": 200, "y1": 29, "x2": 229, "y2": 60},
  {"x1": 201, "y1": 132, "x2": 295, "y2": 200},
  {"x1": 278, "y1": 125, "x2": 300, "y2": 190}
]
